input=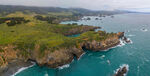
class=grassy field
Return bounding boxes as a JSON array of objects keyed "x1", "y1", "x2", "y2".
[{"x1": 0, "y1": 12, "x2": 115, "y2": 56}]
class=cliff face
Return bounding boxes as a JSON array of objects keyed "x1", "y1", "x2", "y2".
[
  {"x1": 82, "y1": 36, "x2": 120, "y2": 51},
  {"x1": 34, "y1": 46, "x2": 84, "y2": 68},
  {"x1": 32, "y1": 32, "x2": 125, "y2": 68},
  {"x1": 0, "y1": 31, "x2": 126, "y2": 76},
  {"x1": 0, "y1": 45, "x2": 84, "y2": 71},
  {"x1": 0, "y1": 32, "x2": 125, "y2": 69}
]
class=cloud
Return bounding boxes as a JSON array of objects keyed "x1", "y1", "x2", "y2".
[{"x1": 0, "y1": 0, "x2": 150, "y2": 11}]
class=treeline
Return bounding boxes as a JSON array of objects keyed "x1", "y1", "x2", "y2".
[
  {"x1": 34, "y1": 14, "x2": 82, "y2": 24},
  {"x1": 34, "y1": 15, "x2": 59, "y2": 24},
  {"x1": 0, "y1": 17, "x2": 30, "y2": 26}
]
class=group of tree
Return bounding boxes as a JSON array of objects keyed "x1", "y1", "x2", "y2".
[
  {"x1": 0, "y1": 17, "x2": 30, "y2": 26},
  {"x1": 34, "y1": 15, "x2": 59, "y2": 24}
]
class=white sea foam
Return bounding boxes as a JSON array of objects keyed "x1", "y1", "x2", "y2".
[
  {"x1": 44, "y1": 71, "x2": 49, "y2": 76},
  {"x1": 114, "y1": 64, "x2": 129, "y2": 76},
  {"x1": 101, "y1": 39, "x2": 125, "y2": 51},
  {"x1": 107, "y1": 60, "x2": 110, "y2": 64},
  {"x1": 128, "y1": 34, "x2": 135, "y2": 37},
  {"x1": 102, "y1": 37, "x2": 133, "y2": 52},
  {"x1": 117, "y1": 39, "x2": 126, "y2": 47},
  {"x1": 98, "y1": 55, "x2": 105, "y2": 59},
  {"x1": 11, "y1": 62, "x2": 35, "y2": 76},
  {"x1": 127, "y1": 38, "x2": 133, "y2": 44},
  {"x1": 58, "y1": 52, "x2": 85, "y2": 70},
  {"x1": 78, "y1": 52, "x2": 85, "y2": 60},
  {"x1": 101, "y1": 55, "x2": 105, "y2": 58},
  {"x1": 58, "y1": 64, "x2": 70, "y2": 70}
]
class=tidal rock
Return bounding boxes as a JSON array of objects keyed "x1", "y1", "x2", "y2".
[
  {"x1": 114, "y1": 66, "x2": 128, "y2": 76},
  {"x1": 123, "y1": 37, "x2": 131, "y2": 43}
]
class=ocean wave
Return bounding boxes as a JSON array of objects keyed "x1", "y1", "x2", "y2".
[
  {"x1": 117, "y1": 39, "x2": 126, "y2": 47},
  {"x1": 102, "y1": 39, "x2": 126, "y2": 51},
  {"x1": 58, "y1": 64, "x2": 70, "y2": 70},
  {"x1": 127, "y1": 38, "x2": 133, "y2": 44},
  {"x1": 101, "y1": 55, "x2": 105, "y2": 58},
  {"x1": 114, "y1": 64, "x2": 129, "y2": 76},
  {"x1": 58, "y1": 53, "x2": 85, "y2": 70},
  {"x1": 103, "y1": 38, "x2": 133, "y2": 52},
  {"x1": 11, "y1": 62, "x2": 35, "y2": 76},
  {"x1": 78, "y1": 52, "x2": 85, "y2": 60},
  {"x1": 98, "y1": 55, "x2": 105, "y2": 59},
  {"x1": 44, "y1": 71, "x2": 49, "y2": 76},
  {"x1": 128, "y1": 34, "x2": 136, "y2": 37}
]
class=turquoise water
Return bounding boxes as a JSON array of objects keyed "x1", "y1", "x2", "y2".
[
  {"x1": 67, "y1": 34, "x2": 80, "y2": 37},
  {"x1": 16, "y1": 13, "x2": 150, "y2": 76}
]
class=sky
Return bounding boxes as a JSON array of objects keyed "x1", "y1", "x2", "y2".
[{"x1": 0, "y1": 0, "x2": 150, "y2": 12}]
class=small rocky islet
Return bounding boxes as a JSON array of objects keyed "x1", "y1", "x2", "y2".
[{"x1": 0, "y1": 12, "x2": 129, "y2": 76}]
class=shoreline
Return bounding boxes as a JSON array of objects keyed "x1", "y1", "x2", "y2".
[
  {"x1": 11, "y1": 62, "x2": 35, "y2": 76},
  {"x1": 0, "y1": 60, "x2": 34, "y2": 76},
  {"x1": 11, "y1": 39, "x2": 127, "y2": 75}
]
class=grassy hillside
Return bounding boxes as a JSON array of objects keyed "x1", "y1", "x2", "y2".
[
  {"x1": 0, "y1": 12, "x2": 114, "y2": 53},
  {"x1": 0, "y1": 11, "x2": 121, "y2": 69}
]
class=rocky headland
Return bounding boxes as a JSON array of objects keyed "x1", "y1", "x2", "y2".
[
  {"x1": 0, "y1": 28, "x2": 128, "y2": 76},
  {"x1": 0, "y1": 14, "x2": 130, "y2": 76}
]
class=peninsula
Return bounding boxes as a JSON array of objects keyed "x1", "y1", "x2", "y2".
[{"x1": 0, "y1": 5, "x2": 127, "y2": 76}]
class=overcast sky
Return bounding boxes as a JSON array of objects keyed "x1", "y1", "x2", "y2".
[{"x1": 0, "y1": 0, "x2": 150, "y2": 12}]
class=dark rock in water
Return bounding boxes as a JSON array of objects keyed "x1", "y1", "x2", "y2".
[
  {"x1": 123, "y1": 37, "x2": 131, "y2": 43},
  {"x1": 114, "y1": 66, "x2": 127, "y2": 76},
  {"x1": 87, "y1": 17, "x2": 91, "y2": 20},
  {"x1": 95, "y1": 18, "x2": 99, "y2": 20},
  {"x1": 111, "y1": 15, "x2": 114, "y2": 18}
]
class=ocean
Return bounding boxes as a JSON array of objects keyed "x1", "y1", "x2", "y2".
[{"x1": 15, "y1": 13, "x2": 150, "y2": 76}]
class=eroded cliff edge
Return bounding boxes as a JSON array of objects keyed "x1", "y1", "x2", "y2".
[
  {"x1": 0, "y1": 23, "x2": 128, "y2": 76},
  {"x1": 0, "y1": 31, "x2": 125, "y2": 68}
]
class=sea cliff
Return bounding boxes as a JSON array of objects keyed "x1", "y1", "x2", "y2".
[
  {"x1": 0, "y1": 29, "x2": 126, "y2": 76},
  {"x1": 0, "y1": 13, "x2": 128, "y2": 76}
]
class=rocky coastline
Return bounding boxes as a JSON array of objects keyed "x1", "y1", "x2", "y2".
[
  {"x1": 0, "y1": 60, "x2": 33, "y2": 76},
  {"x1": 0, "y1": 26, "x2": 129, "y2": 76}
]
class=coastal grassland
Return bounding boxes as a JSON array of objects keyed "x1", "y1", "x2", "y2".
[
  {"x1": 0, "y1": 18, "x2": 115, "y2": 52},
  {"x1": 75, "y1": 31, "x2": 116, "y2": 43},
  {"x1": 0, "y1": 15, "x2": 82, "y2": 52},
  {"x1": 0, "y1": 12, "x2": 117, "y2": 64}
]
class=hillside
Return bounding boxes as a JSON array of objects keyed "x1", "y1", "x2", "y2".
[{"x1": 0, "y1": 5, "x2": 126, "y2": 16}]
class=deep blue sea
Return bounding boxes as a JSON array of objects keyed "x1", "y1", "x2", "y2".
[{"x1": 15, "y1": 13, "x2": 150, "y2": 76}]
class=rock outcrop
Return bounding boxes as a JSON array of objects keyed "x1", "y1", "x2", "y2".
[
  {"x1": 81, "y1": 32, "x2": 123, "y2": 51},
  {"x1": 114, "y1": 66, "x2": 128, "y2": 76},
  {"x1": 34, "y1": 47, "x2": 84, "y2": 68}
]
